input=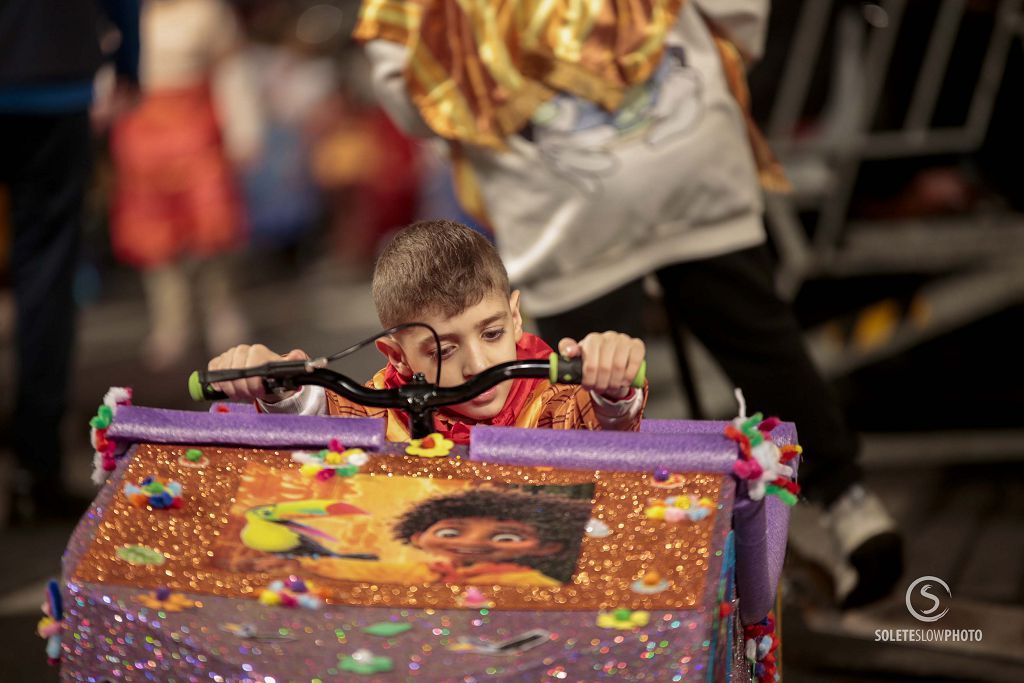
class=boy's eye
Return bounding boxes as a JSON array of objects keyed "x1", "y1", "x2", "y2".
[
  {"x1": 490, "y1": 532, "x2": 525, "y2": 543},
  {"x1": 434, "y1": 527, "x2": 461, "y2": 538},
  {"x1": 429, "y1": 346, "x2": 456, "y2": 360},
  {"x1": 482, "y1": 328, "x2": 505, "y2": 342}
]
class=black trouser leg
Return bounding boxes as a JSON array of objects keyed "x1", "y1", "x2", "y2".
[
  {"x1": 656, "y1": 245, "x2": 861, "y2": 506},
  {"x1": 1, "y1": 112, "x2": 90, "y2": 493},
  {"x1": 532, "y1": 279, "x2": 649, "y2": 344}
]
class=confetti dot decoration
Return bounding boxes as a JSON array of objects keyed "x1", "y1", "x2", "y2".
[
  {"x1": 340, "y1": 649, "x2": 393, "y2": 675},
  {"x1": 362, "y1": 621, "x2": 412, "y2": 637},
  {"x1": 596, "y1": 609, "x2": 651, "y2": 630},
  {"x1": 115, "y1": 544, "x2": 166, "y2": 566}
]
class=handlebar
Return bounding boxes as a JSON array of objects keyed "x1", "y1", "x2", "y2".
[{"x1": 188, "y1": 354, "x2": 646, "y2": 438}]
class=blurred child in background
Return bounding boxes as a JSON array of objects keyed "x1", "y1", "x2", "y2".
[{"x1": 110, "y1": 0, "x2": 262, "y2": 369}]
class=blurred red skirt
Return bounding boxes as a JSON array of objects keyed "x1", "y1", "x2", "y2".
[{"x1": 110, "y1": 83, "x2": 245, "y2": 268}]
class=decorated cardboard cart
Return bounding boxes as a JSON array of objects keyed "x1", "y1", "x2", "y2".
[{"x1": 54, "y1": 377, "x2": 798, "y2": 682}]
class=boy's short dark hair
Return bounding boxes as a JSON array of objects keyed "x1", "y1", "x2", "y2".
[
  {"x1": 372, "y1": 220, "x2": 511, "y2": 329},
  {"x1": 393, "y1": 488, "x2": 592, "y2": 583}
]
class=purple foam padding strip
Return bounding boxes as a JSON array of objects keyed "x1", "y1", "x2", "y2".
[
  {"x1": 641, "y1": 419, "x2": 798, "y2": 445},
  {"x1": 106, "y1": 405, "x2": 385, "y2": 450},
  {"x1": 468, "y1": 424, "x2": 738, "y2": 473},
  {"x1": 209, "y1": 401, "x2": 257, "y2": 414}
]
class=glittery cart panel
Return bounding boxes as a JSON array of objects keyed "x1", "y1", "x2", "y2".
[
  {"x1": 72, "y1": 443, "x2": 728, "y2": 612},
  {"x1": 62, "y1": 582, "x2": 719, "y2": 682}
]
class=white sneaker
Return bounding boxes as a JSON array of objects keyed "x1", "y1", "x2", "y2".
[{"x1": 821, "y1": 485, "x2": 904, "y2": 608}]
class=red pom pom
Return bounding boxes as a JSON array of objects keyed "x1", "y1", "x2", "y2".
[{"x1": 215, "y1": 404, "x2": 230, "y2": 413}]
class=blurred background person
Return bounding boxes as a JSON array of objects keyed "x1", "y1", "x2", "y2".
[
  {"x1": 108, "y1": 0, "x2": 262, "y2": 370},
  {"x1": 0, "y1": 0, "x2": 139, "y2": 520},
  {"x1": 353, "y1": 0, "x2": 902, "y2": 608}
]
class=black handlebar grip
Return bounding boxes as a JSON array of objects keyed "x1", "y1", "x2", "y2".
[
  {"x1": 188, "y1": 371, "x2": 228, "y2": 401},
  {"x1": 548, "y1": 353, "x2": 646, "y2": 388}
]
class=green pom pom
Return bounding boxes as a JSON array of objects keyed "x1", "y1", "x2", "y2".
[
  {"x1": 97, "y1": 405, "x2": 114, "y2": 422},
  {"x1": 613, "y1": 608, "x2": 632, "y2": 621},
  {"x1": 89, "y1": 415, "x2": 110, "y2": 429},
  {"x1": 185, "y1": 449, "x2": 203, "y2": 462}
]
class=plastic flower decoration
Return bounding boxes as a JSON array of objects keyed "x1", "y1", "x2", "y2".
[
  {"x1": 644, "y1": 494, "x2": 715, "y2": 523},
  {"x1": 405, "y1": 433, "x2": 454, "y2": 458},
  {"x1": 596, "y1": 608, "x2": 651, "y2": 630},
  {"x1": 292, "y1": 440, "x2": 367, "y2": 480},
  {"x1": 135, "y1": 587, "x2": 196, "y2": 611},
  {"x1": 258, "y1": 576, "x2": 323, "y2": 610}
]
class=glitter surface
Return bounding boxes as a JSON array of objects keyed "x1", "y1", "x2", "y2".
[{"x1": 73, "y1": 444, "x2": 725, "y2": 612}]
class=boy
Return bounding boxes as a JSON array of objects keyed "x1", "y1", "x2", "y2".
[
  {"x1": 209, "y1": 219, "x2": 647, "y2": 441},
  {"x1": 393, "y1": 488, "x2": 592, "y2": 586}
]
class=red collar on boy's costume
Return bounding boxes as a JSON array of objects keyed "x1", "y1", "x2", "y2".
[{"x1": 379, "y1": 332, "x2": 553, "y2": 444}]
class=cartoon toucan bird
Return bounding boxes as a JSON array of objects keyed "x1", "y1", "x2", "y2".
[{"x1": 241, "y1": 499, "x2": 378, "y2": 560}]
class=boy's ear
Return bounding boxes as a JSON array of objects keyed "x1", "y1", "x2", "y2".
[
  {"x1": 376, "y1": 337, "x2": 413, "y2": 377},
  {"x1": 509, "y1": 290, "x2": 524, "y2": 343}
]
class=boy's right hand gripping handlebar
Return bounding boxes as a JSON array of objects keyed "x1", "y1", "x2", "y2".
[{"x1": 188, "y1": 353, "x2": 645, "y2": 403}]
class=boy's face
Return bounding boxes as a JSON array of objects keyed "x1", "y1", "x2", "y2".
[
  {"x1": 377, "y1": 290, "x2": 525, "y2": 422},
  {"x1": 411, "y1": 517, "x2": 562, "y2": 565}
]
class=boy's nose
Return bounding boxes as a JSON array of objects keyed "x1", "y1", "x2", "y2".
[{"x1": 461, "y1": 346, "x2": 489, "y2": 378}]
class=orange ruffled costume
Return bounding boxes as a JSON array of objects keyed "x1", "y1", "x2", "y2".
[{"x1": 110, "y1": 83, "x2": 245, "y2": 267}]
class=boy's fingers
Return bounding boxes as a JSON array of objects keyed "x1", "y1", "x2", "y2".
[
  {"x1": 609, "y1": 339, "x2": 633, "y2": 390},
  {"x1": 558, "y1": 338, "x2": 580, "y2": 357},
  {"x1": 580, "y1": 334, "x2": 599, "y2": 388},
  {"x1": 282, "y1": 349, "x2": 310, "y2": 362},
  {"x1": 245, "y1": 345, "x2": 267, "y2": 398}
]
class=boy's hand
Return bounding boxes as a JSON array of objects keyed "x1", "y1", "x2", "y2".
[
  {"x1": 559, "y1": 332, "x2": 645, "y2": 400},
  {"x1": 207, "y1": 345, "x2": 309, "y2": 402}
]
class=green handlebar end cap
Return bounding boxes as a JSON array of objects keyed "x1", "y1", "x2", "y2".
[
  {"x1": 549, "y1": 352, "x2": 559, "y2": 384},
  {"x1": 188, "y1": 371, "x2": 206, "y2": 402},
  {"x1": 632, "y1": 360, "x2": 647, "y2": 389}
]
